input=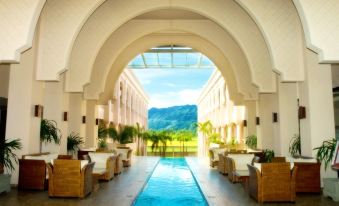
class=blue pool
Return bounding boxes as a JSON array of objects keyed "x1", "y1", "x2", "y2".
[{"x1": 133, "y1": 158, "x2": 208, "y2": 206}]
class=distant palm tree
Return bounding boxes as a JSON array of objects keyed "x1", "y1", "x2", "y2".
[
  {"x1": 134, "y1": 123, "x2": 144, "y2": 156},
  {"x1": 196, "y1": 120, "x2": 213, "y2": 155}
]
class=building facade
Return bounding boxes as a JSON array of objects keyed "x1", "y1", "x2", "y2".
[{"x1": 197, "y1": 70, "x2": 246, "y2": 156}]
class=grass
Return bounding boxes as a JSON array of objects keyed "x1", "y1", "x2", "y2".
[{"x1": 146, "y1": 137, "x2": 198, "y2": 153}]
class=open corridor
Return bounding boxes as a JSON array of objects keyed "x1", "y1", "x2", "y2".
[{"x1": 0, "y1": 157, "x2": 336, "y2": 206}]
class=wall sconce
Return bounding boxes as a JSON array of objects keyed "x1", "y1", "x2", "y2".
[
  {"x1": 82, "y1": 116, "x2": 86, "y2": 124},
  {"x1": 256, "y1": 117, "x2": 260, "y2": 125},
  {"x1": 243, "y1": 120, "x2": 247, "y2": 127},
  {"x1": 298, "y1": 106, "x2": 306, "y2": 119},
  {"x1": 34, "y1": 105, "x2": 43, "y2": 117},
  {"x1": 273, "y1": 112, "x2": 278, "y2": 123},
  {"x1": 63, "y1": 112, "x2": 68, "y2": 121}
]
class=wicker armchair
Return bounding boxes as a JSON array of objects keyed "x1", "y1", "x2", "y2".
[
  {"x1": 115, "y1": 148, "x2": 133, "y2": 167},
  {"x1": 217, "y1": 153, "x2": 227, "y2": 174},
  {"x1": 18, "y1": 152, "x2": 60, "y2": 190},
  {"x1": 88, "y1": 152, "x2": 116, "y2": 181},
  {"x1": 115, "y1": 153, "x2": 123, "y2": 175},
  {"x1": 226, "y1": 154, "x2": 254, "y2": 183},
  {"x1": 247, "y1": 163, "x2": 297, "y2": 203},
  {"x1": 46, "y1": 159, "x2": 94, "y2": 198}
]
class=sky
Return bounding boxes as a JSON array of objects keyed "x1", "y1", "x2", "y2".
[{"x1": 131, "y1": 69, "x2": 214, "y2": 108}]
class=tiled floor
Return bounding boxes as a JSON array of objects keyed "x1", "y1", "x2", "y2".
[{"x1": 0, "y1": 156, "x2": 337, "y2": 206}]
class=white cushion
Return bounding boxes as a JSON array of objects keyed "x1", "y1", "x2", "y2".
[
  {"x1": 212, "y1": 148, "x2": 226, "y2": 161},
  {"x1": 25, "y1": 155, "x2": 46, "y2": 161},
  {"x1": 253, "y1": 162, "x2": 261, "y2": 172},
  {"x1": 228, "y1": 154, "x2": 254, "y2": 170},
  {"x1": 286, "y1": 156, "x2": 317, "y2": 163},
  {"x1": 88, "y1": 152, "x2": 113, "y2": 169},
  {"x1": 45, "y1": 153, "x2": 58, "y2": 163},
  {"x1": 253, "y1": 162, "x2": 294, "y2": 173},
  {"x1": 80, "y1": 160, "x2": 89, "y2": 169},
  {"x1": 114, "y1": 149, "x2": 129, "y2": 160}
]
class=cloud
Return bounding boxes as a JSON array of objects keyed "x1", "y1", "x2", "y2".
[{"x1": 149, "y1": 88, "x2": 202, "y2": 108}]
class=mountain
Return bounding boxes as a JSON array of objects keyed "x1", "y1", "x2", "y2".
[{"x1": 148, "y1": 105, "x2": 197, "y2": 131}]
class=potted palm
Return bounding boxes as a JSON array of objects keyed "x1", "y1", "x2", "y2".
[
  {"x1": 0, "y1": 138, "x2": 22, "y2": 174},
  {"x1": 245, "y1": 134, "x2": 257, "y2": 149},
  {"x1": 116, "y1": 125, "x2": 135, "y2": 147},
  {"x1": 40, "y1": 119, "x2": 61, "y2": 152},
  {"x1": 0, "y1": 138, "x2": 22, "y2": 193},
  {"x1": 67, "y1": 133, "x2": 84, "y2": 156},
  {"x1": 263, "y1": 149, "x2": 275, "y2": 163},
  {"x1": 289, "y1": 134, "x2": 301, "y2": 157},
  {"x1": 97, "y1": 119, "x2": 108, "y2": 151},
  {"x1": 314, "y1": 138, "x2": 337, "y2": 170}
]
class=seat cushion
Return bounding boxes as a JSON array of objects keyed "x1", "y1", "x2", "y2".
[
  {"x1": 88, "y1": 152, "x2": 113, "y2": 169},
  {"x1": 228, "y1": 154, "x2": 254, "y2": 170},
  {"x1": 212, "y1": 148, "x2": 226, "y2": 161},
  {"x1": 114, "y1": 149, "x2": 129, "y2": 160}
]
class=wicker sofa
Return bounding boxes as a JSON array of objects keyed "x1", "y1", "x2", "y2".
[
  {"x1": 88, "y1": 152, "x2": 116, "y2": 181},
  {"x1": 247, "y1": 162, "x2": 297, "y2": 203},
  {"x1": 226, "y1": 153, "x2": 254, "y2": 183},
  {"x1": 47, "y1": 159, "x2": 94, "y2": 198},
  {"x1": 114, "y1": 147, "x2": 132, "y2": 167},
  {"x1": 18, "y1": 152, "x2": 59, "y2": 190},
  {"x1": 286, "y1": 157, "x2": 321, "y2": 193},
  {"x1": 209, "y1": 148, "x2": 226, "y2": 167},
  {"x1": 115, "y1": 153, "x2": 123, "y2": 175}
]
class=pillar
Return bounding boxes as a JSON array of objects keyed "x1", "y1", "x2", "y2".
[
  {"x1": 299, "y1": 49, "x2": 336, "y2": 178},
  {"x1": 5, "y1": 28, "x2": 44, "y2": 184},
  {"x1": 85, "y1": 100, "x2": 97, "y2": 148}
]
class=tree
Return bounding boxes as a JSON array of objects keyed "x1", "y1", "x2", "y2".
[{"x1": 196, "y1": 120, "x2": 213, "y2": 155}]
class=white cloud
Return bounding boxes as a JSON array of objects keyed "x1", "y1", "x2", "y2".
[{"x1": 149, "y1": 88, "x2": 202, "y2": 108}]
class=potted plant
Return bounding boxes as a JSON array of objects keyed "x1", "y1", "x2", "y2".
[
  {"x1": 314, "y1": 138, "x2": 337, "y2": 170},
  {"x1": 0, "y1": 138, "x2": 22, "y2": 174},
  {"x1": 97, "y1": 119, "x2": 108, "y2": 151},
  {"x1": 289, "y1": 134, "x2": 301, "y2": 157},
  {"x1": 263, "y1": 149, "x2": 275, "y2": 163},
  {"x1": 67, "y1": 133, "x2": 84, "y2": 156},
  {"x1": 117, "y1": 125, "x2": 135, "y2": 147},
  {"x1": 40, "y1": 119, "x2": 61, "y2": 152},
  {"x1": 245, "y1": 134, "x2": 257, "y2": 149}
]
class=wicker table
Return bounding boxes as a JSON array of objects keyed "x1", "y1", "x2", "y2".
[
  {"x1": 234, "y1": 170, "x2": 249, "y2": 190},
  {"x1": 92, "y1": 169, "x2": 106, "y2": 192}
]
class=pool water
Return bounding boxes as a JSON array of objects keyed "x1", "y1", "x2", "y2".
[{"x1": 133, "y1": 158, "x2": 208, "y2": 206}]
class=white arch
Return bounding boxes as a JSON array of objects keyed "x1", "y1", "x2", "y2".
[
  {"x1": 35, "y1": 0, "x2": 106, "y2": 80},
  {"x1": 293, "y1": 0, "x2": 339, "y2": 63},
  {"x1": 236, "y1": 0, "x2": 305, "y2": 81},
  {"x1": 88, "y1": 34, "x2": 259, "y2": 105},
  {"x1": 0, "y1": 0, "x2": 45, "y2": 63},
  {"x1": 41, "y1": 0, "x2": 273, "y2": 92},
  {"x1": 67, "y1": 20, "x2": 267, "y2": 99}
]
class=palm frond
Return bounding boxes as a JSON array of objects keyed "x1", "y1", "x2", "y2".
[{"x1": 0, "y1": 138, "x2": 22, "y2": 172}]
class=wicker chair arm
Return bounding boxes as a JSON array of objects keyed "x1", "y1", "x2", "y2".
[
  {"x1": 247, "y1": 164, "x2": 262, "y2": 202},
  {"x1": 290, "y1": 166, "x2": 298, "y2": 201}
]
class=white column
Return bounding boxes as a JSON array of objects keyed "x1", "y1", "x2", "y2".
[
  {"x1": 43, "y1": 75, "x2": 69, "y2": 155},
  {"x1": 68, "y1": 93, "x2": 83, "y2": 135},
  {"x1": 299, "y1": 49, "x2": 336, "y2": 178},
  {"x1": 85, "y1": 100, "x2": 97, "y2": 148},
  {"x1": 5, "y1": 30, "x2": 44, "y2": 184}
]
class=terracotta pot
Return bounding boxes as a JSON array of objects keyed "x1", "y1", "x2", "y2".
[{"x1": 0, "y1": 163, "x2": 4, "y2": 174}]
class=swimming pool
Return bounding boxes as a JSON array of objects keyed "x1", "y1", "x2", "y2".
[{"x1": 133, "y1": 158, "x2": 208, "y2": 206}]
